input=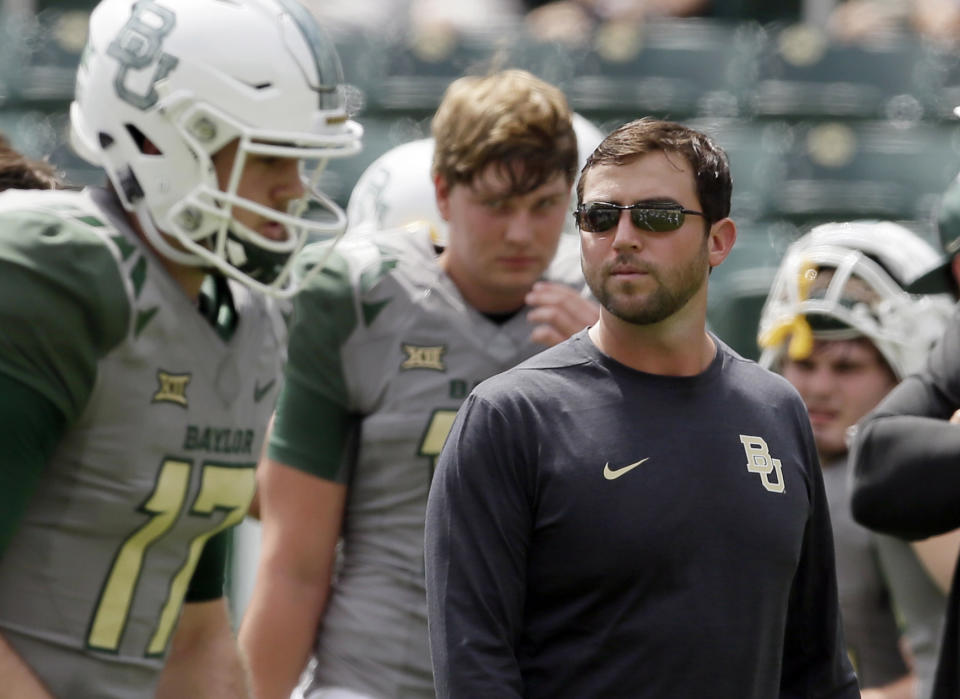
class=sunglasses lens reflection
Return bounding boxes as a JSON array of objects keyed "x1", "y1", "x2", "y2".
[
  {"x1": 583, "y1": 207, "x2": 621, "y2": 232},
  {"x1": 579, "y1": 205, "x2": 686, "y2": 233},
  {"x1": 633, "y1": 208, "x2": 684, "y2": 232}
]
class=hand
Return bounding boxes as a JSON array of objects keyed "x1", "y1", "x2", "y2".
[
  {"x1": 525, "y1": 281, "x2": 600, "y2": 347},
  {"x1": 950, "y1": 409, "x2": 960, "y2": 424}
]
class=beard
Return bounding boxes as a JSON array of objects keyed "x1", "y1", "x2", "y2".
[{"x1": 585, "y1": 238, "x2": 710, "y2": 325}]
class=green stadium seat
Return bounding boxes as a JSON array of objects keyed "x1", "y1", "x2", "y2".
[
  {"x1": 563, "y1": 18, "x2": 760, "y2": 120},
  {"x1": 923, "y1": 46, "x2": 960, "y2": 121},
  {"x1": 747, "y1": 23, "x2": 937, "y2": 121},
  {"x1": 334, "y1": 27, "x2": 522, "y2": 115},
  {"x1": 754, "y1": 119, "x2": 960, "y2": 224}
]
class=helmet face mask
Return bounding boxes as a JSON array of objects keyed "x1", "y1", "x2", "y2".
[
  {"x1": 70, "y1": 0, "x2": 362, "y2": 297},
  {"x1": 758, "y1": 221, "x2": 954, "y2": 380}
]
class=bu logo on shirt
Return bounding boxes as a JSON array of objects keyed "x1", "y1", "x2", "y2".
[{"x1": 739, "y1": 435, "x2": 786, "y2": 494}]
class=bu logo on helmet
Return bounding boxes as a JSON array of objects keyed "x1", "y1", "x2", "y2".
[{"x1": 107, "y1": 0, "x2": 180, "y2": 110}]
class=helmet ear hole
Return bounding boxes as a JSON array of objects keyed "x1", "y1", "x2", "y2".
[{"x1": 125, "y1": 124, "x2": 161, "y2": 156}]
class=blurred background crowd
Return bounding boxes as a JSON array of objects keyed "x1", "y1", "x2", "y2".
[{"x1": 6, "y1": 0, "x2": 960, "y2": 358}]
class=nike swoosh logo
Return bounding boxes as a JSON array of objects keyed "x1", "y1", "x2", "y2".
[
  {"x1": 253, "y1": 379, "x2": 276, "y2": 403},
  {"x1": 603, "y1": 458, "x2": 650, "y2": 480}
]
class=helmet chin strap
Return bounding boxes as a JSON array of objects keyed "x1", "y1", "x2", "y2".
[
  {"x1": 134, "y1": 202, "x2": 209, "y2": 268},
  {"x1": 225, "y1": 228, "x2": 291, "y2": 285}
]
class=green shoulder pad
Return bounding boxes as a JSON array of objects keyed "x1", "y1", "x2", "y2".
[
  {"x1": 286, "y1": 242, "x2": 359, "y2": 402},
  {"x1": 0, "y1": 208, "x2": 130, "y2": 423},
  {"x1": 269, "y1": 243, "x2": 360, "y2": 479}
]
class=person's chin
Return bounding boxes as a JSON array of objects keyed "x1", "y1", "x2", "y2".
[
  {"x1": 497, "y1": 261, "x2": 543, "y2": 283},
  {"x1": 812, "y1": 429, "x2": 846, "y2": 459}
]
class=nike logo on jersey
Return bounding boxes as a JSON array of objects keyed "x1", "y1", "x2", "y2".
[
  {"x1": 603, "y1": 458, "x2": 650, "y2": 480},
  {"x1": 253, "y1": 379, "x2": 276, "y2": 403}
]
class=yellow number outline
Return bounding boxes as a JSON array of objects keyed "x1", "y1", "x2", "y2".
[
  {"x1": 417, "y1": 409, "x2": 458, "y2": 474},
  {"x1": 86, "y1": 458, "x2": 255, "y2": 656}
]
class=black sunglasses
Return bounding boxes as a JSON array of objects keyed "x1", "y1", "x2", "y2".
[{"x1": 574, "y1": 202, "x2": 707, "y2": 234}]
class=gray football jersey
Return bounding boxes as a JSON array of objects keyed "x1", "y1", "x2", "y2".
[
  {"x1": 874, "y1": 534, "x2": 948, "y2": 699},
  {"x1": 280, "y1": 225, "x2": 586, "y2": 697},
  {"x1": 821, "y1": 459, "x2": 909, "y2": 687},
  {"x1": 0, "y1": 188, "x2": 284, "y2": 698}
]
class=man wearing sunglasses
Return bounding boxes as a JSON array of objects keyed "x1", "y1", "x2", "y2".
[{"x1": 424, "y1": 117, "x2": 859, "y2": 698}]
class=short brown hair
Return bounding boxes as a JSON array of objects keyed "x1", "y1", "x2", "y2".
[
  {"x1": 431, "y1": 69, "x2": 577, "y2": 196},
  {"x1": 0, "y1": 134, "x2": 60, "y2": 191},
  {"x1": 576, "y1": 118, "x2": 732, "y2": 225}
]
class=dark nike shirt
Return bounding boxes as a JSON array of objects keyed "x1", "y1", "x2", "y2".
[{"x1": 425, "y1": 330, "x2": 858, "y2": 699}]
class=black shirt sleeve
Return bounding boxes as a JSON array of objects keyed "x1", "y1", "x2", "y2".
[
  {"x1": 424, "y1": 393, "x2": 530, "y2": 698},
  {"x1": 781, "y1": 424, "x2": 859, "y2": 697},
  {"x1": 850, "y1": 311, "x2": 960, "y2": 539}
]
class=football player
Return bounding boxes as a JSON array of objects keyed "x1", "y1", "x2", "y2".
[
  {"x1": 0, "y1": 1, "x2": 360, "y2": 697},
  {"x1": 238, "y1": 69, "x2": 599, "y2": 699},
  {"x1": 758, "y1": 221, "x2": 955, "y2": 698}
]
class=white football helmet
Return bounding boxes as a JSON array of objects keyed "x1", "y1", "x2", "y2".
[
  {"x1": 70, "y1": 0, "x2": 362, "y2": 297},
  {"x1": 345, "y1": 138, "x2": 444, "y2": 242},
  {"x1": 345, "y1": 113, "x2": 605, "y2": 242},
  {"x1": 757, "y1": 221, "x2": 953, "y2": 379}
]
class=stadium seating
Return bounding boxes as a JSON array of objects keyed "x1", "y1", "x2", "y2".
[
  {"x1": 558, "y1": 18, "x2": 760, "y2": 121},
  {"x1": 750, "y1": 119, "x2": 960, "y2": 225},
  {"x1": 746, "y1": 23, "x2": 937, "y2": 121},
  {"x1": 3, "y1": 8, "x2": 959, "y2": 357}
]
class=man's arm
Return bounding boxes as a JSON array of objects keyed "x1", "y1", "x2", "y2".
[
  {"x1": 155, "y1": 598, "x2": 249, "y2": 699},
  {"x1": 0, "y1": 375, "x2": 68, "y2": 699},
  {"x1": 861, "y1": 673, "x2": 916, "y2": 699},
  {"x1": 238, "y1": 455, "x2": 346, "y2": 699},
  {"x1": 238, "y1": 243, "x2": 358, "y2": 698},
  {"x1": 0, "y1": 634, "x2": 53, "y2": 699},
  {"x1": 0, "y1": 372, "x2": 66, "y2": 556},
  {"x1": 424, "y1": 393, "x2": 531, "y2": 698},
  {"x1": 780, "y1": 423, "x2": 859, "y2": 697},
  {"x1": 912, "y1": 529, "x2": 960, "y2": 594}
]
